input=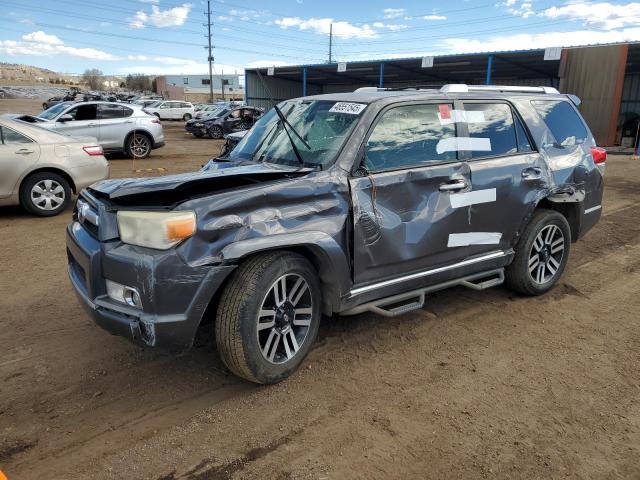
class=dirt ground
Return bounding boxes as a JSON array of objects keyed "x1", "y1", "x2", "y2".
[{"x1": 1, "y1": 98, "x2": 639, "y2": 480}]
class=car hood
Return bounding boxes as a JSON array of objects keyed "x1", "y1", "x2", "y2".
[{"x1": 88, "y1": 161, "x2": 313, "y2": 204}]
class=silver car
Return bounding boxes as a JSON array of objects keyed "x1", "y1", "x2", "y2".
[
  {"x1": 36, "y1": 102, "x2": 165, "y2": 158},
  {"x1": 0, "y1": 117, "x2": 109, "y2": 216}
]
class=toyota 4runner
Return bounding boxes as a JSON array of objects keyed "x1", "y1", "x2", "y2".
[{"x1": 66, "y1": 84, "x2": 605, "y2": 384}]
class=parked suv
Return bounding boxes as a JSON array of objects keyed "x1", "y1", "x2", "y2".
[
  {"x1": 66, "y1": 85, "x2": 604, "y2": 384},
  {"x1": 34, "y1": 102, "x2": 165, "y2": 158},
  {"x1": 144, "y1": 101, "x2": 195, "y2": 121}
]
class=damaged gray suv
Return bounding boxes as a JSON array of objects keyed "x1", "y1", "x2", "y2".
[{"x1": 67, "y1": 84, "x2": 605, "y2": 384}]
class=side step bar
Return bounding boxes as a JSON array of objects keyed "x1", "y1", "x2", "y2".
[{"x1": 340, "y1": 269, "x2": 504, "y2": 318}]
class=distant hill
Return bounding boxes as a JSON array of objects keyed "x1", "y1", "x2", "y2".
[{"x1": 0, "y1": 63, "x2": 81, "y2": 85}]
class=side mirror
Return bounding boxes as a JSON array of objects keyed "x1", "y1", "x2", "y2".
[{"x1": 58, "y1": 114, "x2": 73, "y2": 123}]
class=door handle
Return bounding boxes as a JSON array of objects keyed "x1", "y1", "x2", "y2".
[
  {"x1": 124, "y1": 120, "x2": 134, "y2": 124},
  {"x1": 87, "y1": 123, "x2": 97, "y2": 127},
  {"x1": 15, "y1": 148, "x2": 34, "y2": 155},
  {"x1": 522, "y1": 167, "x2": 542, "y2": 179},
  {"x1": 439, "y1": 179, "x2": 468, "y2": 192}
]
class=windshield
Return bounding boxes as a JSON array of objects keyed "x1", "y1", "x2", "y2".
[
  {"x1": 202, "y1": 107, "x2": 229, "y2": 119},
  {"x1": 146, "y1": 101, "x2": 161, "y2": 108},
  {"x1": 38, "y1": 102, "x2": 69, "y2": 120},
  {"x1": 228, "y1": 99, "x2": 364, "y2": 169}
]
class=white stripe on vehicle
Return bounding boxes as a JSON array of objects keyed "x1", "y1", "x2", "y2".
[
  {"x1": 450, "y1": 188, "x2": 496, "y2": 209},
  {"x1": 584, "y1": 205, "x2": 602, "y2": 214},
  {"x1": 447, "y1": 232, "x2": 502, "y2": 247}
]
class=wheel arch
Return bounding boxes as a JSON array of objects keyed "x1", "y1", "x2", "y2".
[
  {"x1": 123, "y1": 129, "x2": 154, "y2": 151},
  {"x1": 218, "y1": 233, "x2": 352, "y2": 315},
  {"x1": 535, "y1": 197, "x2": 581, "y2": 243},
  {"x1": 20, "y1": 167, "x2": 77, "y2": 195}
]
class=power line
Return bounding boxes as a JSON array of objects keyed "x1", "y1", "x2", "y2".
[{"x1": 205, "y1": 1, "x2": 214, "y2": 102}]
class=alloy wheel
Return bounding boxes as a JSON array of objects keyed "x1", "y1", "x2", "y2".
[
  {"x1": 528, "y1": 224, "x2": 565, "y2": 284},
  {"x1": 130, "y1": 135, "x2": 150, "y2": 157},
  {"x1": 31, "y1": 179, "x2": 65, "y2": 211},
  {"x1": 257, "y1": 273, "x2": 313, "y2": 364}
]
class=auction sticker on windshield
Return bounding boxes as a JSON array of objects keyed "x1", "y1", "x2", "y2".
[{"x1": 329, "y1": 102, "x2": 367, "y2": 115}]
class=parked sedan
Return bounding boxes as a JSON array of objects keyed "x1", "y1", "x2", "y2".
[
  {"x1": 185, "y1": 106, "x2": 263, "y2": 139},
  {"x1": 0, "y1": 117, "x2": 108, "y2": 216},
  {"x1": 144, "y1": 101, "x2": 195, "y2": 121},
  {"x1": 33, "y1": 102, "x2": 165, "y2": 158}
]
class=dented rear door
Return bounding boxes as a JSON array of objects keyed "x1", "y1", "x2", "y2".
[{"x1": 348, "y1": 102, "x2": 474, "y2": 285}]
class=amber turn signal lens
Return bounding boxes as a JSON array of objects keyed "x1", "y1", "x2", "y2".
[{"x1": 166, "y1": 217, "x2": 196, "y2": 241}]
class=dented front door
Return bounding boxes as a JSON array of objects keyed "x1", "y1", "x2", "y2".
[{"x1": 348, "y1": 101, "x2": 478, "y2": 286}]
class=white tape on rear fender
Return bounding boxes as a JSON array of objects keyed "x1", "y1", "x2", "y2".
[
  {"x1": 450, "y1": 188, "x2": 496, "y2": 209},
  {"x1": 438, "y1": 110, "x2": 485, "y2": 126},
  {"x1": 584, "y1": 205, "x2": 602, "y2": 214},
  {"x1": 436, "y1": 137, "x2": 491, "y2": 154},
  {"x1": 447, "y1": 232, "x2": 502, "y2": 247}
]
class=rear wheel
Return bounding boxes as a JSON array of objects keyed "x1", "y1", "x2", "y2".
[
  {"x1": 216, "y1": 252, "x2": 322, "y2": 384},
  {"x1": 20, "y1": 172, "x2": 71, "y2": 217},
  {"x1": 125, "y1": 133, "x2": 151, "y2": 159},
  {"x1": 505, "y1": 209, "x2": 571, "y2": 295},
  {"x1": 208, "y1": 125, "x2": 223, "y2": 139},
  {"x1": 183, "y1": 113, "x2": 192, "y2": 121}
]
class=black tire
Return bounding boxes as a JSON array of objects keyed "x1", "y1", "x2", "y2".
[
  {"x1": 20, "y1": 171, "x2": 71, "y2": 217},
  {"x1": 125, "y1": 132, "x2": 152, "y2": 159},
  {"x1": 216, "y1": 252, "x2": 322, "y2": 384},
  {"x1": 208, "y1": 125, "x2": 223, "y2": 139},
  {"x1": 42, "y1": 103, "x2": 48, "y2": 110},
  {"x1": 505, "y1": 209, "x2": 571, "y2": 296},
  {"x1": 193, "y1": 131, "x2": 204, "y2": 138},
  {"x1": 183, "y1": 113, "x2": 192, "y2": 121}
]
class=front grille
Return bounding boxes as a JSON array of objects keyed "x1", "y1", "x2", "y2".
[{"x1": 75, "y1": 198, "x2": 100, "y2": 238}]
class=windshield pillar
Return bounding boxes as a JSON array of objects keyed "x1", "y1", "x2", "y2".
[{"x1": 302, "y1": 67, "x2": 308, "y2": 97}]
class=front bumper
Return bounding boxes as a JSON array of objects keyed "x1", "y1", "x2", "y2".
[
  {"x1": 185, "y1": 124, "x2": 207, "y2": 135},
  {"x1": 66, "y1": 221, "x2": 235, "y2": 350}
]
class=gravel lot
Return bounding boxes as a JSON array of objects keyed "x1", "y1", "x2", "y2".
[{"x1": 1, "y1": 98, "x2": 639, "y2": 480}]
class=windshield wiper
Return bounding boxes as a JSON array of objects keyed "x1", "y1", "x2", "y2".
[
  {"x1": 273, "y1": 105, "x2": 311, "y2": 150},
  {"x1": 273, "y1": 106, "x2": 307, "y2": 165}
]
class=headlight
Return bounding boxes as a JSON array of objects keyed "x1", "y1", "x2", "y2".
[{"x1": 117, "y1": 211, "x2": 196, "y2": 250}]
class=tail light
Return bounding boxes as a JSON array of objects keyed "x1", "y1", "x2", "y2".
[
  {"x1": 151, "y1": 118, "x2": 161, "y2": 125},
  {"x1": 591, "y1": 146, "x2": 607, "y2": 164},
  {"x1": 83, "y1": 145, "x2": 104, "y2": 156}
]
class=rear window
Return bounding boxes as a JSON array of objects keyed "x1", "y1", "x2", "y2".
[
  {"x1": 532, "y1": 100, "x2": 588, "y2": 147},
  {"x1": 464, "y1": 103, "x2": 519, "y2": 158},
  {"x1": 98, "y1": 104, "x2": 124, "y2": 119}
]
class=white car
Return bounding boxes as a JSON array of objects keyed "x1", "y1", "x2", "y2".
[
  {"x1": 144, "y1": 101, "x2": 195, "y2": 121},
  {"x1": 0, "y1": 117, "x2": 109, "y2": 216}
]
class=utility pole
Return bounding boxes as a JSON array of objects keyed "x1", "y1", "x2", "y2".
[
  {"x1": 205, "y1": 0, "x2": 214, "y2": 103},
  {"x1": 328, "y1": 23, "x2": 333, "y2": 63},
  {"x1": 221, "y1": 69, "x2": 225, "y2": 101}
]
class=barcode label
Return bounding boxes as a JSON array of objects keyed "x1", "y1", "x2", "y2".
[{"x1": 329, "y1": 102, "x2": 367, "y2": 115}]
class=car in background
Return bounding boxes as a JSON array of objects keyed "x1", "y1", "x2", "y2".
[
  {"x1": 194, "y1": 103, "x2": 228, "y2": 119},
  {"x1": 185, "y1": 106, "x2": 263, "y2": 139},
  {"x1": 0, "y1": 117, "x2": 108, "y2": 216},
  {"x1": 32, "y1": 101, "x2": 165, "y2": 158},
  {"x1": 42, "y1": 92, "x2": 77, "y2": 110},
  {"x1": 144, "y1": 101, "x2": 195, "y2": 121},
  {"x1": 133, "y1": 99, "x2": 161, "y2": 109}
]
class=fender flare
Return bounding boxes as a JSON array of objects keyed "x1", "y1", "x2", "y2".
[{"x1": 220, "y1": 231, "x2": 351, "y2": 314}]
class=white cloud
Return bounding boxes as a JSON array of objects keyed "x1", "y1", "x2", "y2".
[
  {"x1": 138, "y1": 0, "x2": 159, "y2": 3},
  {"x1": 383, "y1": 8, "x2": 406, "y2": 19},
  {"x1": 423, "y1": 15, "x2": 447, "y2": 20},
  {"x1": 541, "y1": 1, "x2": 640, "y2": 30},
  {"x1": 129, "y1": 3, "x2": 192, "y2": 29},
  {"x1": 0, "y1": 30, "x2": 118, "y2": 60},
  {"x1": 372, "y1": 22, "x2": 409, "y2": 31},
  {"x1": 440, "y1": 27, "x2": 640, "y2": 54},
  {"x1": 275, "y1": 17, "x2": 378, "y2": 38}
]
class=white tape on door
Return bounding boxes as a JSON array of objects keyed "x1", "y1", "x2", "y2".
[
  {"x1": 450, "y1": 188, "x2": 496, "y2": 209},
  {"x1": 447, "y1": 232, "x2": 502, "y2": 247},
  {"x1": 436, "y1": 137, "x2": 491, "y2": 154},
  {"x1": 438, "y1": 110, "x2": 486, "y2": 125}
]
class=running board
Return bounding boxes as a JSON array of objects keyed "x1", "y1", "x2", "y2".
[{"x1": 340, "y1": 269, "x2": 504, "y2": 318}]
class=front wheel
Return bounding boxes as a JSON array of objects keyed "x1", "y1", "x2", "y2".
[
  {"x1": 208, "y1": 125, "x2": 223, "y2": 139},
  {"x1": 505, "y1": 209, "x2": 571, "y2": 295},
  {"x1": 183, "y1": 113, "x2": 192, "y2": 121},
  {"x1": 216, "y1": 252, "x2": 322, "y2": 384}
]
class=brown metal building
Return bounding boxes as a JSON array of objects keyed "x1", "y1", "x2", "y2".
[{"x1": 245, "y1": 42, "x2": 640, "y2": 147}]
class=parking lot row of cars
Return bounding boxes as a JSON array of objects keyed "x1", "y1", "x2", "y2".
[{"x1": 0, "y1": 98, "x2": 262, "y2": 217}]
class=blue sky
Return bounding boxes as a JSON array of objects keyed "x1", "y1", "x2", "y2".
[{"x1": 1, "y1": 0, "x2": 639, "y2": 75}]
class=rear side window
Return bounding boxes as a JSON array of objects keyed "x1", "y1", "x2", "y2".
[
  {"x1": 67, "y1": 104, "x2": 97, "y2": 121},
  {"x1": 0, "y1": 126, "x2": 33, "y2": 144},
  {"x1": 365, "y1": 104, "x2": 457, "y2": 172},
  {"x1": 98, "y1": 104, "x2": 124, "y2": 119},
  {"x1": 463, "y1": 103, "x2": 519, "y2": 158},
  {"x1": 532, "y1": 100, "x2": 588, "y2": 147},
  {"x1": 123, "y1": 107, "x2": 133, "y2": 117}
]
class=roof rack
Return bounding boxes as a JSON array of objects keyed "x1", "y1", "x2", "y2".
[{"x1": 440, "y1": 84, "x2": 559, "y2": 94}]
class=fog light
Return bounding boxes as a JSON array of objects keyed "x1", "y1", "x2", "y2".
[{"x1": 106, "y1": 280, "x2": 142, "y2": 308}]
